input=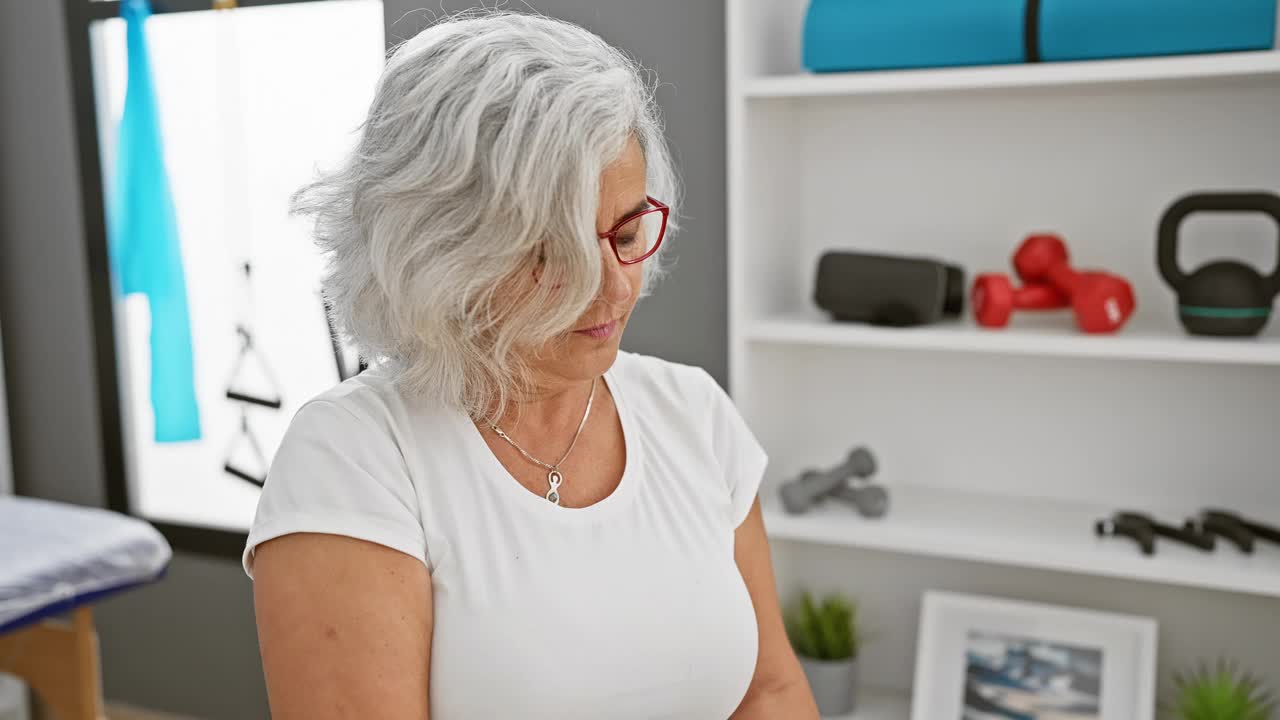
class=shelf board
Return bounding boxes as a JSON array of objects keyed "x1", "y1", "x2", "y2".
[
  {"x1": 742, "y1": 50, "x2": 1280, "y2": 99},
  {"x1": 823, "y1": 689, "x2": 910, "y2": 720},
  {"x1": 763, "y1": 483, "x2": 1280, "y2": 599},
  {"x1": 746, "y1": 312, "x2": 1280, "y2": 366}
]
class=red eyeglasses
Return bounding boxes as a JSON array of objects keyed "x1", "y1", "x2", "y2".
[{"x1": 597, "y1": 195, "x2": 669, "y2": 265}]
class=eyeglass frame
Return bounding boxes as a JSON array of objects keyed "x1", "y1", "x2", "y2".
[{"x1": 597, "y1": 195, "x2": 669, "y2": 265}]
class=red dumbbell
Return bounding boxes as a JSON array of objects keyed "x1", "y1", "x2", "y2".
[
  {"x1": 1013, "y1": 234, "x2": 1136, "y2": 333},
  {"x1": 972, "y1": 273, "x2": 1070, "y2": 328}
]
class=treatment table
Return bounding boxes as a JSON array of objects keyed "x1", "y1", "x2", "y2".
[{"x1": 0, "y1": 496, "x2": 171, "y2": 719}]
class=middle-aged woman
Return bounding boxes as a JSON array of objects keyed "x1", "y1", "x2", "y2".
[{"x1": 243, "y1": 10, "x2": 820, "y2": 719}]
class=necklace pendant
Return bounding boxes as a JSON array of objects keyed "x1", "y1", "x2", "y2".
[{"x1": 546, "y1": 469, "x2": 563, "y2": 505}]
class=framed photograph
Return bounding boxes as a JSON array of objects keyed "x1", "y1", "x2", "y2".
[{"x1": 910, "y1": 591, "x2": 1158, "y2": 720}]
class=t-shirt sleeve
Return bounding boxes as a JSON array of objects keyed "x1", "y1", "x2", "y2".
[
  {"x1": 700, "y1": 368, "x2": 769, "y2": 529},
  {"x1": 242, "y1": 399, "x2": 430, "y2": 579}
]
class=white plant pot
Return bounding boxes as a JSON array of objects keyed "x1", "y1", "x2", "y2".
[{"x1": 799, "y1": 655, "x2": 857, "y2": 716}]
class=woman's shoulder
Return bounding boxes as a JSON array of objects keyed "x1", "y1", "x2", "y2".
[{"x1": 285, "y1": 362, "x2": 453, "y2": 445}]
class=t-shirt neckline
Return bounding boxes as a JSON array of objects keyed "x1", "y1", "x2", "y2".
[{"x1": 459, "y1": 362, "x2": 640, "y2": 522}]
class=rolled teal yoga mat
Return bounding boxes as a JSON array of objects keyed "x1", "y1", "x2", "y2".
[
  {"x1": 802, "y1": 0, "x2": 1027, "y2": 72},
  {"x1": 801, "y1": 0, "x2": 1276, "y2": 73},
  {"x1": 109, "y1": 0, "x2": 201, "y2": 443},
  {"x1": 1039, "y1": 0, "x2": 1276, "y2": 62}
]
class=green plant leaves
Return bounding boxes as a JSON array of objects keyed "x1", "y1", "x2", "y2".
[
  {"x1": 1163, "y1": 658, "x2": 1276, "y2": 720},
  {"x1": 784, "y1": 590, "x2": 860, "y2": 661}
]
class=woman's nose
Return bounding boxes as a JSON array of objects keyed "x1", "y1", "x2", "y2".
[{"x1": 599, "y1": 241, "x2": 633, "y2": 304}]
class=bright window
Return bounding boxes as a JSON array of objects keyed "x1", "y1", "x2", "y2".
[{"x1": 91, "y1": 0, "x2": 384, "y2": 532}]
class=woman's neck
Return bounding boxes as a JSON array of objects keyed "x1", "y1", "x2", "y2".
[{"x1": 482, "y1": 374, "x2": 598, "y2": 439}]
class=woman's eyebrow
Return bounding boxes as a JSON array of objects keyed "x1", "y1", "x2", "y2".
[{"x1": 611, "y1": 199, "x2": 650, "y2": 226}]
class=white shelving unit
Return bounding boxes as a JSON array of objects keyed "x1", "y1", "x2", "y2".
[
  {"x1": 763, "y1": 485, "x2": 1280, "y2": 599},
  {"x1": 727, "y1": 0, "x2": 1280, "y2": 707},
  {"x1": 749, "y1": 310, "x2": 1280, "y2": 366}
]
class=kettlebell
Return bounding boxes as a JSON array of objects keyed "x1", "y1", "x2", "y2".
[{"x1": 1157, "y1": 192, "x2": 1280, "y2": 337}]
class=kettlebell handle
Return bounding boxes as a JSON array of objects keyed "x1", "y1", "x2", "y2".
[{"x1": 1157, "y1": 192, "x2": 1280, "y2": 295}]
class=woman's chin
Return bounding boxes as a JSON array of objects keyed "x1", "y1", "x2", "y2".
[
  {"x1": 578, "y1": 335, "x2": 621, "y2": 363},
  {"x1": 567, "y1": 332, "x2": 622, "y2": 375}
]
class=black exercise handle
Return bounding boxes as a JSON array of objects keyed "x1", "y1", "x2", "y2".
[
  {"x1": 1116, "y1": 511, "x2": 1216, "y2": 552},
  {"x1": 1157, "y1": 192, "x2": 1280, "y2": 295},
  {"x1": 225, "y1": 463, "x2": 266, "y2": 487},
  {"x1": 1096, "y1": 517, "x2": 1154, "y2": 555},
  {"x1": 226, "y1": 389, "x2": 283, "y2": 409},
  {"x1": 1187, "y1": 515, "x2": 1254, "y2": 554},
  {"x1": 1206, "y1": 509, "x2": 1280, "y2": 546},
  {"x1": 1156, "y1": 521, "x2": 1215, "y2": 551}
]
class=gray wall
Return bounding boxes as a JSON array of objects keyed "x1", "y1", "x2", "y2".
[
  {"x1": 0, "y1": 322, "x2": 12, "y2": 495},
  {"x1": 0, "y1": 1, "x2": 725, "y2": 717}
]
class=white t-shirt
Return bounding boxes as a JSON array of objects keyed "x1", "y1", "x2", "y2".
[{"x1": 243, "y1": 350, "x2": 769, "y2": 719}]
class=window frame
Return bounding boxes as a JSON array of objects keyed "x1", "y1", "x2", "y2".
[{"x1": 65, "y1": 0, "x2": 343, "y2": 558}]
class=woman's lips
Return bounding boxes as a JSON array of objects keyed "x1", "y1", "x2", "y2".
[{"x1": 574, "y1": 319, "x2": 617, "y2": 339}]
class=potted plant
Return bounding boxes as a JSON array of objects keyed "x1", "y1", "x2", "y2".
[
  {"x1": 1162, "y1": 659, "x2": 1276, "y2": 720},
  {"x1": 784, "y1": 590, "x2": 861, "y2": 716}
]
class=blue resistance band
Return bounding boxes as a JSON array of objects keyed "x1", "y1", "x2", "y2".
[{"x1": 109, "y1": 0, "x2": 201, "y2": 442}]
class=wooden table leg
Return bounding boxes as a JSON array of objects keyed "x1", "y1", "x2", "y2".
[{"x1": 0, "y1": 606, "x2": 106, "y2": 720}]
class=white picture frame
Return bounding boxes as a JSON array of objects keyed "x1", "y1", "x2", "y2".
[{"x1": 910, "y1": 591, "x2": 1158, "y2": 720}]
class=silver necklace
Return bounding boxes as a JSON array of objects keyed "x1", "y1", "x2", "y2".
[{"x1": 489, "y1": 377, "x2": 596, "y2": 506}]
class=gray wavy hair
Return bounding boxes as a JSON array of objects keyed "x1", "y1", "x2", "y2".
[{"x1": 291, "y1": 10, "x2": 681, "y2": 421}]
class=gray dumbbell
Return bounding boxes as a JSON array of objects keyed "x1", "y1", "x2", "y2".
[
  {"x1": 779, "y1": 447, "x2": 877, "y2": 515},
  {"x1": 828, "y1": 482, "x2": 889, "y2": 518}
]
